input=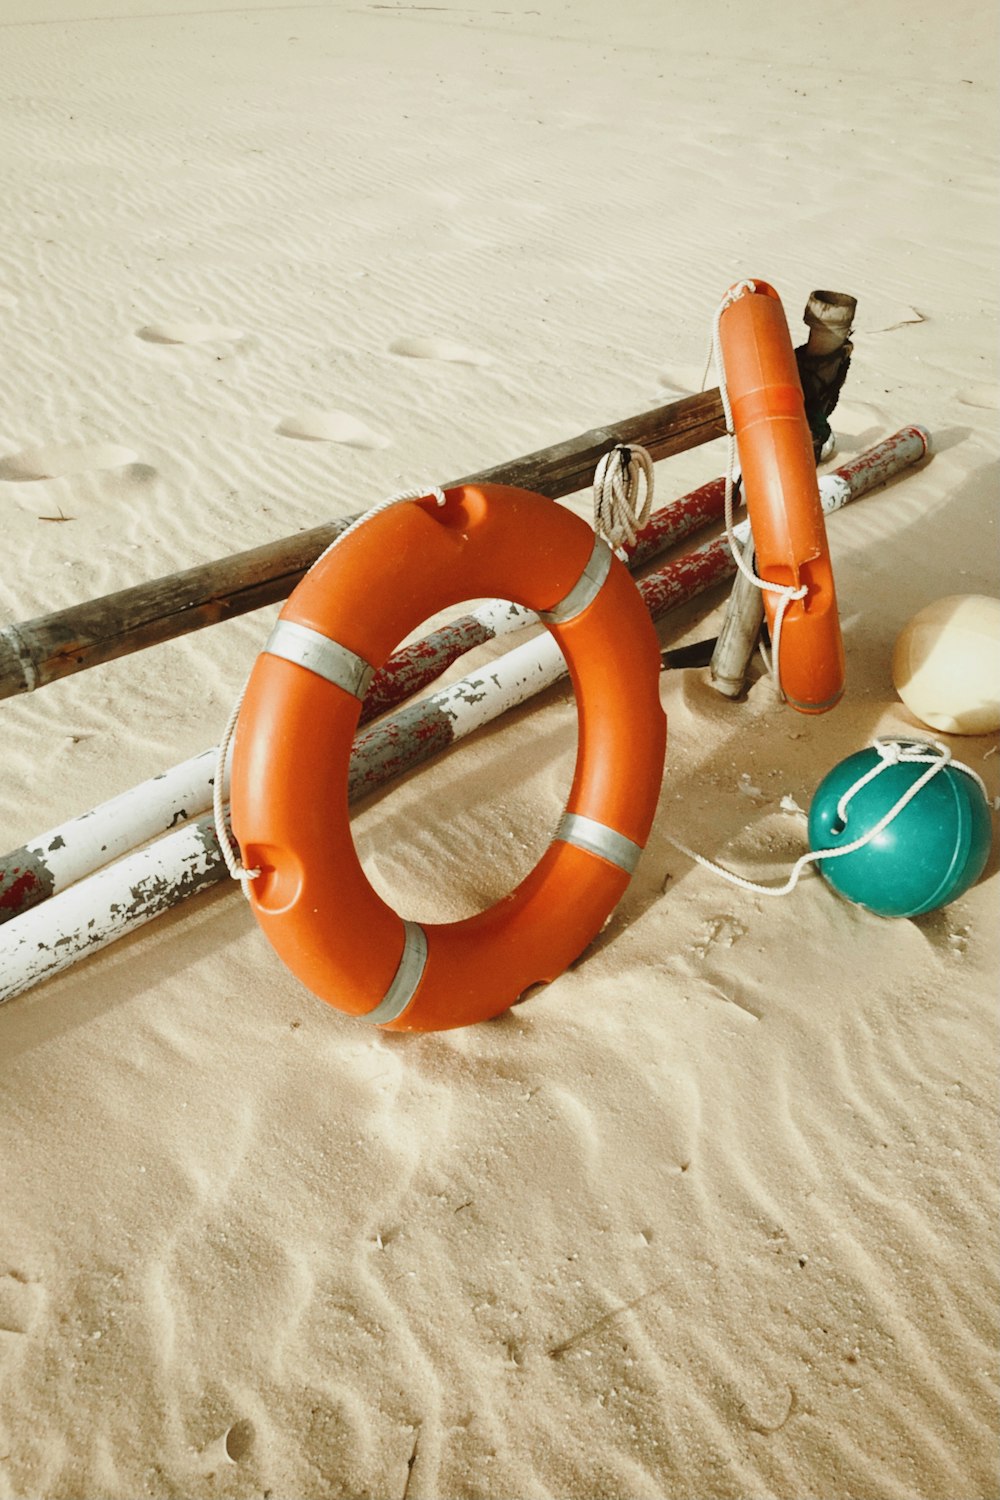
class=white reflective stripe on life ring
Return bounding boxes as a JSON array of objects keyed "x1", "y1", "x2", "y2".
[
  {"x1": 264, "y1": 619, "x2": 377, "y2": 700},
  {"x1": 555, "y1": 812, "x2": 643, "y2": 874},
  {"x1": 361, "y1": 920, "x2": 429, "y2": 1025},
  {"x1": 538, "y1": 535, "x2": 613, "y2": 624}
]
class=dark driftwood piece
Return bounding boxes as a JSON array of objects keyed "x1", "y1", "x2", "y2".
[{"x1": 0, "y1": 389, "x2": 726, "y2": 701}]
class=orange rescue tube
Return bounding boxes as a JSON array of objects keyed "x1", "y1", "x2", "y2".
[
  {"x1": 229, "y1": 483, "x2": 667, "y2": 1032},
  {"x1": 719, "y1": 280, "x2": 845, "y2": 713}
]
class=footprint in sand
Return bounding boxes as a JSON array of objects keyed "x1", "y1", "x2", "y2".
[
  {"x1": 691, "y1": 913, "x2": 749, "y2": 959},
  {"x1": 276, "y1": 409, "x2": 389, "y2": 449},
  {"x1": 388, "y1": 336, "x2": 492, "y2": 367},
  {"x1": 136, "y1": 321, "x2": 244, "y2": 345},
  {"x1": 0, "y1": 1268, "x2": 44, "y2": 1338},
  {"x1": 192, "y1": 1418, "x2": 256, "y2": 1475},
  {"x1": 957, "y1": 384, "x2": 1000, "y2": 410},
  {"x1": 0, "y1": 442, "x2": 140, "y2": 482},
  {"x1": 421, "y1": 187, "x2": 462, "y2": 211}
]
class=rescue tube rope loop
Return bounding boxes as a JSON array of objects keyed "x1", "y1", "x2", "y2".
[
  {"x1": 213, "y1": 484, "x2": 447, "y2": 896},
  {"x1": 663, "y1": 738, "x2": 988, "y2": 899},
  {"x1": 710, "y1": 280, "x2": 809, "y2": 699},
  {"x1": 592, "y1": 443, "x2": 654, "y2": 557}
]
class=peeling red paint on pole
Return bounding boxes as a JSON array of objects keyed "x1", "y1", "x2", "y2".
[
  {"x1": 359, "y1": 614, "x2": 496, "y2": 726},
  {"x1": 826, "y1": 424, "x2": 929, "y2": 492},
  {"x1": 639, "y1": 536, "x2": 732, "y2": 618},
  {"x1": 0, "y1": 857, "x2": 54, "y2": 917},
  {"x1": 625, "y1": 476, "x2": 726, "y2": 567}
]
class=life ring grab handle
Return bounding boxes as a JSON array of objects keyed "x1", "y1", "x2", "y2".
[
  {"x1": 538, "y1": 535, "x2": 612, "y2": 623},
  {"x1": 366, "y1": 919, "x2": 427, "y2": 1026},
  {"x1": 555, "y1": 812, "x2": 643, "y2": 874}
]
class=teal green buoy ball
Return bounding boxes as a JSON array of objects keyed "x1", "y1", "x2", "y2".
[{"x1": 807, "y1": 741, "x2": 993, "y2": 918}]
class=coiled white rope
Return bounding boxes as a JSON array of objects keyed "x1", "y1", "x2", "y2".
[
  {"x1": 710, "y1": 280, "x2": 808, "y2": 699},
  {"x1": 664, "y1": 737, "x2": 988, "y2": 898},
  {"x1": 592, "y1": 443, "x2": 654, "y2": 556},
  {"x1": 213, "y1": 485, "x2": 447, "y2": 897}
]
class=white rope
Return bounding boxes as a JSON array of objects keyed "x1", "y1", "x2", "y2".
[
  {"x1": 709, "y1": 280, "x2": 808, "y2": 700},
  {"x1": 213, "y1": 484, "x2": 447, "y2": 897},
  {"x1": 663, "y1": 738, "x2": 987, "y2": 899},
  {"x1": 592, "y1": 443, "x2": 654, "y2": 557}
]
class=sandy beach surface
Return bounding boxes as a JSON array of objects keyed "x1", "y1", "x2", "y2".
[{"x1": 1, "y1": 1, "x2": 998, "y2": 1496}]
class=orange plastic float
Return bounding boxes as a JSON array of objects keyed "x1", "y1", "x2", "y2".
[
  {"x1": 718, "y1": 280, "x2": 845, "y2": 713},
  {"x1": 230, "y1": 483, "x2": 666, "y2": 1032}
]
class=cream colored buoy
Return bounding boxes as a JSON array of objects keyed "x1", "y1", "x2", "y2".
[{"x1": 892, "y1": 594, "x2": 1000, "y2": 735}]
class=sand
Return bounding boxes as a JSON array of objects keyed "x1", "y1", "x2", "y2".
[{"x1": 1, "y1": 1, "x2": 998, "y2": 1496}]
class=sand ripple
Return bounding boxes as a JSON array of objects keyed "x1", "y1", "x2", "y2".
[{"x1": 0, "y1": 2, "x2": 996, "y2": 1497}]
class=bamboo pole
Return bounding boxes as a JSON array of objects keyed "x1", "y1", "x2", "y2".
[
  {"x1": 0, "y1": 426, "x2": 930, "y2": 1004},
  {"x1": 0, "y1": 389, "x2": 726, "y2": 701}
]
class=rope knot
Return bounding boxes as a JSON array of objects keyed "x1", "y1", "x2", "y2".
[
  {"x1": 720, "y1": 278, "x2": 757, "y2": 313},
  {"x1": 593, "y1": 442, "x2": 654, "y2": 558},
  {"x1": 836, "y1": 737, "x2": 955, "y2": 827}
]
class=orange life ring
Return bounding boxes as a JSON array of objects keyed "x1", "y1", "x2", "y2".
[
  {"x1": 229, "y1": 483, "x2": 667, "y2": 1032},
  {"x1": 719, "y1": 280, "x2": 845, "y2": 713}
]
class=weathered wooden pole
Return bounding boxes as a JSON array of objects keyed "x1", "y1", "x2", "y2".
[
  {"x1": 709, "y1": 552, "x2": 766, "y2": 698},
  {"x1": 0, "y1": 426, "x2": 931, "y2": 1004},
  {"x1": 0, "y1": 389, "x2": 726, "y2": 701},
  {"x1": 797, "y1": 289, "x2": 858, "y2": 458},
  {"x1": 0, "y1": 473, "x2": 729, "y2": 924}
]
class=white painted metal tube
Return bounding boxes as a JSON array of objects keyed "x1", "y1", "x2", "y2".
[
  {"x1": 0, "y1": 630, "x2": 568, "y2": 1004},
  {"x1": 0, "y1": 748, "x2": 223, "y2": 924},
  {"x1": 0, "y1": 818, "x2": 226, "y2": 1001}
]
